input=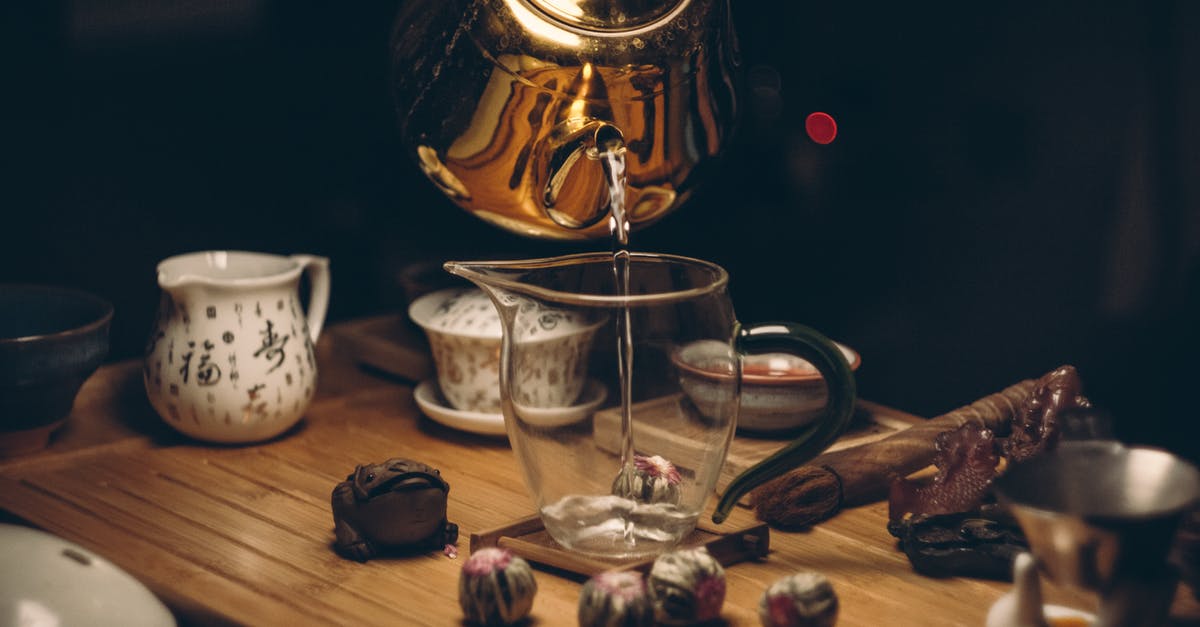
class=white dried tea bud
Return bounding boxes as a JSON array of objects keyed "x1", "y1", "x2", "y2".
[
  {"x1": 648, "y1": 547, "x2": 726, "y2": 624},
  {"x1": 612, "y1": 454, "x2": 682, "y2": 505},
  {"x1": 458, "y1": 547, "x2": 537, "y2": 625},
  {"x1": 578, "y1": 570, "x2": 655, "y2": 627},
  {"x1": 759, "y1": 571, "x2": 838, "y2": 627}
]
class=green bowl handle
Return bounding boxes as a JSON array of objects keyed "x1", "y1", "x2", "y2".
[{"x1": 711, "y1": 322, "x2": 857, "y2": 524}]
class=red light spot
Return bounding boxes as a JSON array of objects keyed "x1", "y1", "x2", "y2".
[{"x1": 805, "y1": 112, "x2": 837, "y2": 144}]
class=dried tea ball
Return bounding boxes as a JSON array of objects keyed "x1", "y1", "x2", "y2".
[
  {"x1": 648, "y1": 547, "x2": 726, "y2": 624},
  {"x1": 612, "y1": 454, "x2": 682, "y2": 505},
  {"x1": 759, "y1": 571, "x2": 839, "y2": 627},
  {"x1": 578, "y1": 570, "x2": 655, "y2": 627},
  {"x1": 458, "y1": 547, "x2": 537, "y2": 625}
]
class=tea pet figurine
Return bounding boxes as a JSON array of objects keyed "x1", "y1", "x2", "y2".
[{"x1": 331, "y1": 458, "x2": 459, "y2": 561}]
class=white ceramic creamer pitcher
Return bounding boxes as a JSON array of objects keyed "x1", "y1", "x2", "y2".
[{"x1": 143, "y1": 251, "x2": 330, "y2": 443}]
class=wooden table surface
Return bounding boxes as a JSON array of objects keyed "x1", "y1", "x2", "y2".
[{"x1": 2, "y1": 326, "x2": 1196, "y2": 626}]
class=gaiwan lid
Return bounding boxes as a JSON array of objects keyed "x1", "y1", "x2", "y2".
[
  {"x1": 409, "y1": 288, "x2": 503, "y2": 338},
  {"x1": 408, "y1": 288, "x2": 602, "y2": 341}
]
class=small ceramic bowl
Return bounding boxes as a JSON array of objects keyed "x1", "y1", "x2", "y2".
[
  {"x1": 674, "y1": 339, "x2": 861, "y2": 434},
  {"x1": 409, "y1": 287, "x2": 603, "y2": 413},
  {"x1": 0, "y1": 285, "x2": 113, "y2": 455}
]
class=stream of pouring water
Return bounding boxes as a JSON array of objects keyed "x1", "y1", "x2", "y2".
[
  {"x1": 594, "y1": 135, "x2": 637, "y2": 544},
  {"x1": 538, "y1": 130, "x2": 697, "y2": 557}
]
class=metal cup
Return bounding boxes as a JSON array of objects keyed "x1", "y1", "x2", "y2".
[{"x1": 994, "y1": 440, "x2": 1200, "y2": 627}]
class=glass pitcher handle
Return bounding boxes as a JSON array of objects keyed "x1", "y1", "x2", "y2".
[
  {"x1": 711, "y1": 321, "x2": 857, "y2": 524},
  {"x1": 289, "y1": 255, "x2": 331, "y2": 342}
]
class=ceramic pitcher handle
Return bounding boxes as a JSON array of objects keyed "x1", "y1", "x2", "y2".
[
  {"x1": 711, "y1": 322, "x2": 857, "y2": 524},
  {"x1": 291, "y1": 255, "x2": 331, "y2": 342}
]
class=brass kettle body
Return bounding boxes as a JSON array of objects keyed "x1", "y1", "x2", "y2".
[{"x1": 390, "y1": 0, "x2": 739, "y2": 240}]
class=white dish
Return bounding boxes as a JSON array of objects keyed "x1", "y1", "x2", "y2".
[
  {"x1": 414, "y1": 379, "x2": 608, "y2": 435},
  {"x1": 514, "y1": 379, "x2": 607, "y2": 427},
  {"x1": 0, "y1": 523, "x2": 176, "y2": 627},
  {"x1": 414, "y1": 380, "x2": 507, "y2": 436}
]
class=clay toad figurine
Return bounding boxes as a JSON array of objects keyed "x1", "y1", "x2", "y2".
[{"x1": 331, "y1": 458, "x2": 459, "y2": 561}]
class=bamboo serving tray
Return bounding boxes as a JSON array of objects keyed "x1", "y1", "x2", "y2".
[{"x1": 3, "y1": 329, "x2": 1187, "y2": 626}]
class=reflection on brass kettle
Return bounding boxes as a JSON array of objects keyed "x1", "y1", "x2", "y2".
[{"x1": 390, "y1": 0, "x2": 739, "y2": 240}]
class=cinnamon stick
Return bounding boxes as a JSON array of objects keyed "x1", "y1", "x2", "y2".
[{"x1": 752, "y1": 377, "x2": 1037, "y2": 529}]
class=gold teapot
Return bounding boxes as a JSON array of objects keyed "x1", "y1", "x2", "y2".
[{"x1": 390, "y1": 0, "x2": 740, "y2": 240}]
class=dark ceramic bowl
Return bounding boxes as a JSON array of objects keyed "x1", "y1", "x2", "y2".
[{"x1": 0, "y1": 285, "x2": 113, "y2": 455}]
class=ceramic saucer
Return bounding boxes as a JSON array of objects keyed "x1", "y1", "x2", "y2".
[
  {"x1": 414, "y1": 380, "x2": 507, "y2": 436},
  {"x1": 414, "y1": 379, "x2": 609, "y2": 435},
  {"x1": 514, "y1": 380, "x2": 608, "y2": 428}
]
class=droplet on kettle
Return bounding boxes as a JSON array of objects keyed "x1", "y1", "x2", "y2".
[{"x1": 804, "y1": 112, "x2": 837, "y2": 145}]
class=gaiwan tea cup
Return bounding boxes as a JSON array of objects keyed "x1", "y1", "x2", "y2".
[
  {"x1": 674, "y1": 339, "x2": 861, "y2": 434},
  {"x1": 408, "y1": 288, "x2": 603, "y2": 414}
]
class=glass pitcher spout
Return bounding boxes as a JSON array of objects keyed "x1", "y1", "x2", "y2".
[
  {"x1": 443, "y1": 259, "x2": 536, "y2": 300},
  {"x1": 442, "y1": 259, "x2": 528, "y2": 290},
  {"x1": 444, "y1": 253, "x2": 632, "y2": 300}
]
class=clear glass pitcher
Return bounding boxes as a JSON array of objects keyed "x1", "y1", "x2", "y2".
[{"x1": 447, "y1": 252, "x2": 855, "y2": 559}]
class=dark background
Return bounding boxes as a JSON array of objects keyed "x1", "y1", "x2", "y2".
[{"x1": 5, "y1": 2, "x2": 1198, "y2": 459}]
